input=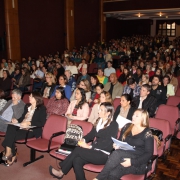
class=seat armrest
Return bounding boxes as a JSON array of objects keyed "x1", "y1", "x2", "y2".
[
  {"x1": 48, "y1": 131, "x2": 65, "y2": 151},
  {"x1": 25, "y1": 126, "x2": 43, "y2": 143},
  {"x1": 176, "y1": 118, "x2": 180, "y2": 125}
]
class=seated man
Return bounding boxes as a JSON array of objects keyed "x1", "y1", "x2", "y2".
[
  {"x1": 65, "y1": 70, "x2": 76, "y2": 92},
  {"x1": 104, "y1": 73, "x2": 123, "y2": 100},
  {"x1": 133, "y1": 84, "x2": 157, "y2": 117},
  {"x1": 0, "y1": 89, "x2": 25, "y2": 132},
  {"x1": 76, "y1": 68, "x2": 90, "y2": 85},
  {"x1": 150, "y1": 75, "x2": 167, "y2": 107},
  {"x1": 123, "y1": 77, "x2": 141, "y2": 98},
  {"x1": 104, "y1": 61, "x2": 116, "y2": 77}
]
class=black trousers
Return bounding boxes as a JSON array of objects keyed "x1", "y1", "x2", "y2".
[
  {"x1": 96, "y1": 149, "x2": 147, "y2": 180},
  {"x1": 2, "y1": 125, "x2": 34, "y2": 156},
  {"x1": 59, "y1": 147, "x2": 108, "y2": 180}
]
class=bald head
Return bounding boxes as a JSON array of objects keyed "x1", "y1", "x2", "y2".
[
  {"x1": 110, "y1": 73, "x2": 117, "y2": 84},
  {"x1": 82, "y1": 68, "x2": 87, "y2": 76}
]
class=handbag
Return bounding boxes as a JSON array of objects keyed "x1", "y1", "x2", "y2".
[{"x1": 150, "y1": 127, "x2": 163, "y2": 141}]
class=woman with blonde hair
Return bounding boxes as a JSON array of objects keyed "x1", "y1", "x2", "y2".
[
  {"x1": 88, "y1": 91, "x2": 112, "y2": 124},
  {"x1": 70, "y1": 79, "x2": 91, "y2": 102},
  {"x1": 139, "y1": 73, "x2": 149, "y2": 86},
  {"x1": 40, "y1": 72, "x2": 56, "y2": 98},
  {"x1": 94, "y1": 109, "x2": 154, "y2": 180}
]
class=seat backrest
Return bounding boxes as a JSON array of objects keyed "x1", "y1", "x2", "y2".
[
  {"x1": 43, "y1": 98, "x2": 49, "y2": 107},
  {"x1": 149, "y1": 118, "x2": 171, "y2": 143},
  {"x1": 166, "y1": 96, "x2": 180, "y2": 106},
  {"x1": 113, "y1": 98, "x2": 121, "y2": 110},
  {"x1": 23, "y1": 94, "x2": 29, "y2": 104},
  {"x1": 71, "y1": 120, "x2": 93, "y2": 136},
  {"x1": 88, "y1": 63, "x2": 98, "y2": 74},
  {"x1": 42, "y1": 115, "x2": 67, "y2": 144},
  {"x1": 175, "y1": 88, "x2": 180, "y2": 96},
  {"x1": 155, "y1": 104, "x2": 179, "y2": 132}
]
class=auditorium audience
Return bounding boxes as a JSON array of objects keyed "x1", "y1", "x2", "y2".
[
  {"x1": 49, "y1": 102, "x2": 118, "y2": 180},
  {"x1": 1, "y1": 92, "x2": 47, "y2": 166},
  {"x1": 46, "y1": 87, "x2": 69, "y2": 118}
]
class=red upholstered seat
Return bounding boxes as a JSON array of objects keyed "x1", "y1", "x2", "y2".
[
  {"x1": 113, "y1": 98, "x2": 121, "y2": 110},
  {"x1": 16, "y1": 137, "x2": 36, "y2": 143},
  {"x1": 166, "y1": 96, "x2": 180, "y2": 106},
  {"x1": 0, "y1": 131, "x2": 6, "y2": 137},
  {"x1": 43, "y1": 98, "x2": 49, "y2": 106},
  {"x1": 149, "y1": 118, "x2": 172, "y2": 158},
  {"x1": 175, "y1": 88, "x2": 180, "y2": 96},
  {"x1": 49, "y1": 120, "x2": 93, "y2": 161},
  {"x1": 22, "y1": 94, "x2": 29, "y2": 104},
  {"x1": 23, "y1": 115, "x2": 67, "y2": 167},
  {"x1": 155, "y1": 104, "x2": 179, "y2": 136}
]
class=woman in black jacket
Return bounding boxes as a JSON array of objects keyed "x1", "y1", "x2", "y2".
[
  {"x1": 113, "y1": 94, "x2": 136, "y2": 130},
  {"x1": 1, "y1": 92, "x2": 47, "y2": 166},
  {"x1": 49, "y1": 102, "x2": 118, "y2": 180}
]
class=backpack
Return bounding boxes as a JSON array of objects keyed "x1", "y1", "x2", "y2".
[{"x1": 64, "y1": 124, "x2": 83, "y2": 146}]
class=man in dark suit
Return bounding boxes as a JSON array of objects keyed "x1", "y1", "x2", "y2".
[{"x1": 133, "y1": 84, "x2": 157, "y2": 117}]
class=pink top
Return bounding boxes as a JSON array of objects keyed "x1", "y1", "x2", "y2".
[{"x1": 65, "y1": 100, "x2": 89, "y2": 120}]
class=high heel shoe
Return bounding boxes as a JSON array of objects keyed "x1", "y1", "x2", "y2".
[
  {"x1": 2, "y1": 154, "x2": 13, "y2": 161},
  {"x1": 49, "y1": 165, "x2": 64, "y2": 179},
  {"x1": 4, "y1": 156, "x2": 17, "y2": 167}
]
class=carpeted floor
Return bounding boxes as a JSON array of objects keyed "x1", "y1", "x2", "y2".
[{"x1": 0, "y1": 137, "x2": 97, "y2": 180}]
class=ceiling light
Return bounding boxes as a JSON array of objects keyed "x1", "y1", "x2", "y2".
[
  {"x1": 138, "y1": 13, "x2": 141, "y2": 17},
  {"x1": 159, "y1": 12, "x2": 162, "y2": 16}
]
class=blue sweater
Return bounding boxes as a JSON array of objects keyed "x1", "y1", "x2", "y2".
[{"x1": 51, "y1": 85, "x2": 71, "y2": 100}]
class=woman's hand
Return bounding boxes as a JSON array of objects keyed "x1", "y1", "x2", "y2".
[
  {"x1": 113, "y1": 143, "x2": 120, "y2": 150},
  {"x1": 88, "y1": 99, "x2": 92, "y2": 103},
  {"x1": 78, "y1": 141, "x2": 91, "y2": 149},
  {"x1": 120, "y1": 158, "x2": 131, "y2": 167},
  {"x1": 11, "y1": 118, "x2": 18, "y2": 124},
  {"x1": 20, "y1": 121, "x2": 30, "y2": 128},
  {"x1": 66, "y1": 114, "x2": 73, "y2": 119}
]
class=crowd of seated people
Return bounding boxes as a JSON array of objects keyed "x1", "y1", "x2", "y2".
[{"x1": 0, "y1": 34, "x2": 180, "y2": 179}]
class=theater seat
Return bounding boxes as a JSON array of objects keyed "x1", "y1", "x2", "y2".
[{"x1": 23, "y1": 115, "x2": 67, "y2": 167}]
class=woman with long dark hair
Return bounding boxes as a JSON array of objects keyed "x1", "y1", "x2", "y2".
[
  {"x1": 1, "y1": 92, "x2": 47, "y2": 166},
  {"x1": 49, "y1": 102, "x2": 118, "y2": 180},
  {"x1": 65, "y1": 88, "x2": 89, "y2": 122},
  {"x1": 94, "y1": 109, "x2": 154, "y2": 180},
  {"x1": 46, "y1": 87, "x2": 69, "y2": 118}
]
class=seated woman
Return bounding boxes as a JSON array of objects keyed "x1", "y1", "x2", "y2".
[
  {"x1": 66, "y1": 88, "x2": 89, "y2": 122},
  {"x1": 40, "y1": 72, "x2": 56, "y2": 98},
  {"x1": 77, "y1": 59, "x2": 87, "y2": 73},
  {"x1": 163, "y1": 75, "x2": 175, "y2": 97},
  {"x1": 0, "y1": 89, "x2": 7, "y2": 111},
  {"x1": 0, "y1": 70, "x2": 12, "y2": 96},
  {"x1": 49, "y1": 102, "x2": 118, "y2": 180},
  {"x1": 46, "y1": 87, "x2": 69, "y2": 118},
  {"x1": 1, "y1": 92, "x2": 47, "y2": 166},
  {"x1": 118, "y1": 67, "x2": 129, "y2": 85},
  {"x1": 97, "y1": 68, "x2": 108, "y2": 85},
  {"x1": 51, "y1": 74, "x2": 71, "y2": 100},
  {"x1": 90, "y1": 75, "x2": 99, "y2": 101},
  {"x1": 88, "y1": 83, "x2": 104, "y2": 107},
  {"x1": 138, "y1": 74, "x2": 149, "y2": 86},
  {"x1": 13, "y1": 67, "x2": 30, "y2": 92},
  {"x1": 88, "y1": 91, "x2": 112, "y2": 124},
  {"x1": 94, "y1": 109, "x2": 154, "y2": 180},
  {"x1": 113, "y1": 94, "x2": 136, "y2": 130},
  {"x1": 70, "y1": 79, "x2": 91, "y2": 102}
]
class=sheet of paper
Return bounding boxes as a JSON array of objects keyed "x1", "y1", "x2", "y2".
[
  {"x1": 116, "y1": 115, "x2": 132, "y2": 128},
  {"x1": 111, "y1": 137, "x2": 135, "y2": 151}
]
